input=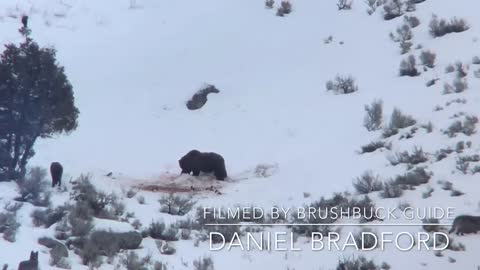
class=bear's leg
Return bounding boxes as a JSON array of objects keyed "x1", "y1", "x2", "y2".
[
  {"x1": 214, "y1": 172, "x2": 225, "y2": 181},
  {"x1": 192, "y1": 170, "x2": 200, "y2": 176}
]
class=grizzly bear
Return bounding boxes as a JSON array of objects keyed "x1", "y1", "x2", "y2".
[
  {"x1": 50, "y1": 162, "x2": 63, "y2": 188},
  {"x1": 179, "y1": 150, "x2": 227, "y2": 180}
]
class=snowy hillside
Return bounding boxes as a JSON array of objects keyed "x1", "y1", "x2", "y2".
[{"x1": 1, "y1": 0, "x2": 480, "y2": 269}]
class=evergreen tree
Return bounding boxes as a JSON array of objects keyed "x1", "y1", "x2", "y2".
[{"x1": 0, "y1": 19, "x2": 79, "y2": 181}]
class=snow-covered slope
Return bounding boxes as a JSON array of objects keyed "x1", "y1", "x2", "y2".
[{"x1": 1, "y1": 0, "x2": 480, "y2": 269}]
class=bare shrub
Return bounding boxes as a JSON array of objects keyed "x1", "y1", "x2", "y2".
[
  {"x1": 390, "y1": 24, "x2": 414, "y2": 55},
  {"x1": 380, "y1": 181, "x2": 403, "y2": 198},
  {"x1": 443, "y1": 115, "x2": 478, "y2": 137},
  {"x1": 70, "y1": 175, "x2": 124, "y2": 220},
  {"x1": 452, "y1": 78, "x2": 468, "y2": 93},
  {"x1": 326, "y1": 75, "x2": 359, "y2": 94},
  {"x1": 419, "y1": 50, "x2": 436, "y2": 68},
  {"x1": 456, "y1": 154, "x2": 480, "y2": 174},
  {"x1": 162, "y1": 226, "x2": 179, "y2": 241},
  {"x1": 445, "y1": 64, "x2": 455, "y2": 73},
  {"x1": 31, "y1": 205, "x2": 67, "y2": 228},
  {"x1": 429, "y1": 15, "x2": 469, "y2": 38},
  {"x1": 404, "y1": 15, "x2": 420, "y2": 28},
  {"x1": 276, "y1": 1, "x2": 292, "y2": 16},
  {"x1": 388, "y1": 146, "x2": 428, "y2": 166},
  {"x1": 68, "y1": 202, "x2": 94, "y2": 238},
  {"x1": 359, "y1": 141, "x2": 391, "y2": 154},
  {"x1": 149, "y1": 221, "x2": 166, "y2": 239},
  {"x1": 393, "y1": 167, "x2": 431, "y2": 186},
  {"x1": 265, "y1": 0, "x2": 274, "y2": 9},
  {"x1": 0, "y1": 211, "x2": 20, "y2": 242},
  {"x1": 390, "y1": 24, "x2": 413, "y2": 54},
  {"x1": 420, "y1": 122, "x2": 434, "y2": 133},
  {"x1": 193, "y1": 257, "x2": 214, "y2": 270},
  {"x1": 454, "y1": 62, "x2": 468, "y2": 78},
  {"x1": 389, "y1": 108, "x2": 416, "y2": 129},
  {"x1": 383, "y1": 0, "x2": 404, "y2": 20},
  {"x1": 120, "y1": 251, "x2": 149, "y2": 270},
  {"x1": 159, "y1": 193, "x2": 196, "y2": 216},
  {"x1": 353, "y1": 171, "x2": 383, "y2": 194},
  {"x1": 336, "y1": 256, "x2": 383, "y2": 270},
  {"x1": 399, "y1": 55, "x2": 419, "y2": 76},
  {"x1": 366, "y1": 0, "x2": 385, "y2": 15},
  {"x1": 337, "y1": 0, "x2": 353, "y2": 10},
  {"x1": 15, "y1": 167, "x2": 51, "y2": 207},
  {"x1": 364, "y1": 100, "x2": 383, "y2": 131}
]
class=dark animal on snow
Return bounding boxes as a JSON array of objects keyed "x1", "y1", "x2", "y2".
[
  {"x1": 21, "y1": 15, "x2": 28, "y2": 28},
  {"x1": 50, "y1": 162, "x2": 63, "y2": 188},
  {"x1": 179, "y1": 150, "x2": 227, "y2": 180},
  {"x1": 186, "y1": 84, "x2": 220, "y2": 110},
  {"x1": 17, "y1": 251, "x2": 38, "y2": 270},
  {"x1": 448, "y1": 215, "x2": 480, "y2": 235}
]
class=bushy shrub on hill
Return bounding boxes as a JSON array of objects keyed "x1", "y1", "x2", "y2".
[
  {"x1": 366, "y1": 0, "x2": 385, "y2": 15},
  {"x1": 0, "y1": 209, "x2": 20, "y2": 242},
  {"x1": 388, "y1": 146, "x2": 428, "y2": 166},
  {"x1": 336, "y1": 256, "x2": 387, "y2": 270},
  {"x1": 337, "y1": 0, "x2": 352, "y2": 10},
  {"x1": 359, "y1": 141, "x2": 391, "y2": 154},
  {"x1": 158, "y1": 193, "x2": 196, "y2": 216},
  {"x1": 404, "y1": 15, "x2": 420, "y2": 28},
  {"x1": 31, "y1": 205, "x2": 67, "y2": 228},
  {"x1": 429, "y1": 15, "x2": 469, "y2": 38},
  {"x1": 353, "y1": 171, "x2": 383, "y2": 194},
  {"x1": 70, "y1": 175, "x2": 125, "y2": 220},
  {"x1": 383, "y1": 0, "x2": 405, "y2": 20},
  {"x1": 393, "y1": 167, "x2": 431, "y2": 186},
  {"x1": 326, "y1": 75, "x2": 359, "y2": 94},
  {"x1": 193, "y1": 257, "x2": 215, "y2": 270},
  {"x1": 399, "y1": 55, "x2": 419, "y2": 76},
  {"x1": 276, "y1": 1, "x2": 292, "y2": 16},
  {"x1": 380, "y1": 181, "x2": 403, "y2": 198},
  {"x1": 443, "y1": 115, "x2": 478, "y2": 137},
  {"x1": 389, "y1": 108, "x2": 416, "y2": 129},
  {"x1": 15, "y1": 167, "x2": 51, "y2": 207},
  {"x1": 265, "y1": 0, "x2": 274, "y2": 9},
  {"x1": 390, "y1": 23, "x2": 413, "y2": 54},
  {"x1": 419, "y1": 50, "x2": 436, "y2": 68},
  {"x1": 364, "y1": 100, "x2": 383, "y2": 131}
]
